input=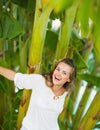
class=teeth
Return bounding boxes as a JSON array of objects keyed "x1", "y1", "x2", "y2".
[{"x1": 55, "y1": 77, "x2": 60, "y2": 80}]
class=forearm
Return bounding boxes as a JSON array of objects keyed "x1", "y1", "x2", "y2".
[{"x1": 0, "y1": 66, "x2": 16, "y2": 81}]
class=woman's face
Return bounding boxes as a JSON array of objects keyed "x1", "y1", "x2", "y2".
[{"x1": 52, "y1": 62, "x2": 73, "y2": 87}]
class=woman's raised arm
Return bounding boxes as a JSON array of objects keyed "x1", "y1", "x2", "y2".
[{"x1": 0, "y1": 66, "x2": 16, "y2": 81}]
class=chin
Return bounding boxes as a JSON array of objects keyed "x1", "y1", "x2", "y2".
[{"x1": 53, "y1": 82, "x2": 61, "y2": 86}]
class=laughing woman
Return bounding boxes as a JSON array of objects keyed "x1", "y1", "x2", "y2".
[{"x1": 0, "y1": 58, "x2": 76, "y2": 130}]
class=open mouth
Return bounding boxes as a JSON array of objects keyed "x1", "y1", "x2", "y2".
[{"x1": 54, "y1": 76, "x2": 61, "y2": 81}]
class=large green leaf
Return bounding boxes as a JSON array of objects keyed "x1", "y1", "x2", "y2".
[
  {"x1": 78, "y1": 73, "x2": 100, "y2": 88},
  {"x1": 71, "y1": 28, "x2": 85, "y2": 51},
  {"x1": 45, "y1": 30, "x2": 58, "y2": 52},
  {"x1": 2, "y1": 90, "x2": 23, "y2": 130},
  {"x1": 40, "y1": 30, "x2": 58, "y2": 72},
  {"x1": 71, "y1": 28, "x2": 81, "y2": 42},
  {"x1": 53, "y1": 0, "x2": 74, "y2": 13},
  {"x1": 19, "y1": 38, "x2": 30, "y2": 73},
  {"x1": 28, "y1": 4, "x2": 52, "y2": 66},
  {"x1": 73, "y1": 49, "x2": 88, "y2": 70},
  {"x1": 55, "y1": 2, "x2": 78, "y2": 60},
  {"x1": 78, "y1": 90, "x2": 100, "y2": 130},
  {"x1": 72, "y1": 83, "x2": 93, "y2": 130},
  {"x1": 58, "y1": 95, "x2": 70, "y2": 130},
  {"x1": 79, "y1": 0, "x2": 91, "y2": 37},
  {"x1": 92, "y1": 1, "x2": 100, "y2": 63},
  {"x1": 0, "y1": 13, "x2": 23, "y2": 40},
  {"x1": 11, "y1": 0, "x2": 36, "y2": 12}
]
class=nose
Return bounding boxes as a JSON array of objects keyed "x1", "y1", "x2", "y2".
[{"x1": 56, "y1": 71, "x2": 62, "y2": 77}]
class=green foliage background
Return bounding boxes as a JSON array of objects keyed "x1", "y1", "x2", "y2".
[{"x1": 0, "y1": 0, "x2": 100, "y2": 130}]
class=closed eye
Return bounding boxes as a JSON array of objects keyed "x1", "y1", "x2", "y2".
[
  {"x1": 56, "y1": 67, "x2": 60, "y2": 71},
  {"x1": 63, "y1": 71, "x2": 67, "y2": 75}
]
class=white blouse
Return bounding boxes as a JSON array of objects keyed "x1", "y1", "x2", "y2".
[{"x1": 14, "y1": 73, "x2": 68, "y2": 130}]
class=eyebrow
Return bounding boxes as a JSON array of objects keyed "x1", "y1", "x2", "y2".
[
  {"x1": 63, "y1": 70, "x2": 67, "y2": 73},
  {"x1": 56, "y1": 66, "x2": 69, "y2": 73}
]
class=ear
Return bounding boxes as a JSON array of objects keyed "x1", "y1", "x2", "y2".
[{"x1": 67, "y1": 78, "x2": 71, "y2": 82}]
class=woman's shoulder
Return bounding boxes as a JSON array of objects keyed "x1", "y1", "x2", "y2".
[
  {"x1": 15, "y1": 72, "x2": 42, "y2": 77},
  {"x1": 15, "y1": 73, "x2": 45, "y2": 82},
  {"x1": 14, "y1": 73, "x2": 45, "y2": 89}
]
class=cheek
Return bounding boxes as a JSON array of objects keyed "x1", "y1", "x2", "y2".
[
  {"x1": 63, "y1": 75, "x2": 70, "y2": 82},
  {"x1": 52, "y1": 70, "x2": 57, "y2": 77},
  {"x1": 52, "y1": 72, "x2": 55, "y2": 80}
]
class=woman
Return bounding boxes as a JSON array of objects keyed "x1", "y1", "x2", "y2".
[{"x1": 0, "y1": 58, "x2": 76, "y2": 130}]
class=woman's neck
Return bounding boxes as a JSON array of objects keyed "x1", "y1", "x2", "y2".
[{"x1": 51, "y1": 85, "x2": 66, "y2": 96}]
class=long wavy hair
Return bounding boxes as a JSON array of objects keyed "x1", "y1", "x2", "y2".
[{"x1": 42, "y1": 58, "x2": 76, "y2": 92}]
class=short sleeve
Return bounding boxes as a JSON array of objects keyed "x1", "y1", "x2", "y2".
[{"x1": 14, "y1": 73, "x2": 44, "y2": 90}]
